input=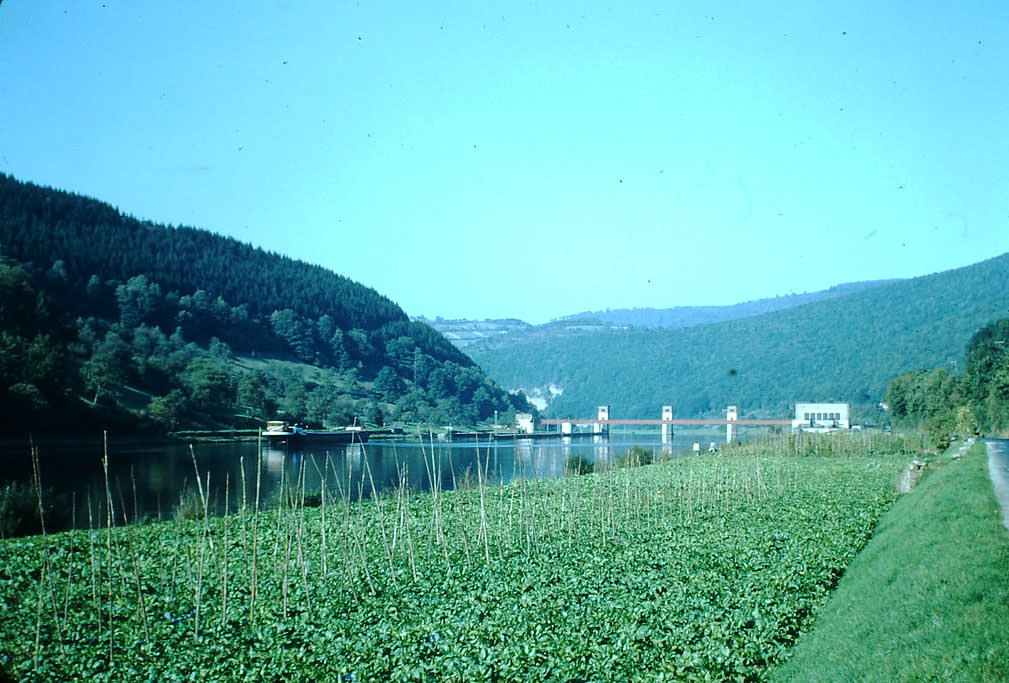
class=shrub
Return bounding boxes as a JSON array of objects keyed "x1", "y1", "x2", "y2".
[
  {"x1": 617, "y1": 445, "x2": 652, "y2": 468},
  {"x1": 565, "y1": 453, "x2": 595, "y2": 475},
  {"x1": 0, "y1": 481, "x2": 71, "y2": 538},
  {"x1": 172, "y1": 487, "x2": 205, "y2": 522},
  {"x1": 924, "y1": 413, "x2": 956, "y2": 453}
]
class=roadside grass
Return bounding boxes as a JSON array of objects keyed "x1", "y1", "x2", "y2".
[{"x1": 773, "y1": 440, "x2": 1009, "y2": 681}]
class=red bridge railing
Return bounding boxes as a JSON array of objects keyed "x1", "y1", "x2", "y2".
[{"x1": 538, "y1": 418, "x2": 791, "y2": 426}]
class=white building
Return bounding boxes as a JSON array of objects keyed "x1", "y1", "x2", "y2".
[{"x1": 793, "y1": 403, "x2": 850, "y2": 430}]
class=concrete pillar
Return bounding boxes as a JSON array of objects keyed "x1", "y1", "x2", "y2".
[
  {"x1": 595, "y1": 405, "x2": 609, "y2": 435},
  {"x1": 561, "y1": 421, "x2": 572, "y2": 435},
  {"x1": 726, "y1": 405, "x2": 738, "y2": 443},
  {"x1": 661, "y1": 405, "x2": 674, "y2": 442}
]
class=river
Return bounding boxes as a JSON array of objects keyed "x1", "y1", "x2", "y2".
[{"x1": 0, "y1": 430, "x2": 727, "y2": 528}]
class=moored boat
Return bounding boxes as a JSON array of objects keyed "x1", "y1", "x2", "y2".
[{"x1": 262, "y1": 420, "x2": 370, "y2": 445}]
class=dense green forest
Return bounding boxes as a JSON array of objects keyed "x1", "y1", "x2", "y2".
[
  {"x1": 558, "y1": 279, "x2": 897, "y2": 328},
  {"x1": 884, "y1": 316, "x2": 1009, "y2": 445},
  {"x1": 468, "y1": 252, "x2": 1009, "y2": 422},
  {"x1": 0, "y1": 174, "x2": 529, "y2": 434}
]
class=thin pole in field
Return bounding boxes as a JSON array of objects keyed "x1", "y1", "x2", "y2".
[
  {"x1": 101, "y1": 431, "x2": 115, "y2": 663},
  {"x1": 250, "y1": 434, "x2": 263, "y2": 622},
  {"x1": 362, "y1": 444, "x2": 396, "y2": 579},
  {"x1": 221, "y1": 471, "x2": 230, "y2": 629}
]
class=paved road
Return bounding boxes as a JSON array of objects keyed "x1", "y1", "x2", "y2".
[{"x1": 986, "y1": 438, "x2": 1009, "y2": 533}]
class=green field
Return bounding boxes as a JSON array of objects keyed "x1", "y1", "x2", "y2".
[
  {"x1": 774, "y1": 440, "x2": 1009, "y2": 681},
  {"x1": 0, "y1": 433, "x2": 917, "y2": 680}
]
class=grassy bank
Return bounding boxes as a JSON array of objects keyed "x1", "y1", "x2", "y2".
[
  {"x1": 773, "y1": 440, "x2": 1009, "y2": 680},
  {"x1": 0, "y1": 433, "x2": 912, "y2": 680}
]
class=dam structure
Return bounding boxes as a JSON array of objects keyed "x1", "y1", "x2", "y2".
[{"x1": 534, "y1": 405, "x2": 793, "y2": 443}]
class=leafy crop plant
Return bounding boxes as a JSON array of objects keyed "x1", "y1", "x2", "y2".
[{"x1": 0, "y1": 433, "x2": 910, "y2": 681}]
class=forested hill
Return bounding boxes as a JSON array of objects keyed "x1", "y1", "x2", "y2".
[
  {"x1": 467, "y1": 252, "x2": 1009, "y2": 422},
  {"x1": 0, "y1": 173, "x2": 527, "y2": 433},
  {"x1": 3, "y1": 174, "x2": 423, "y2": 346},
  {"x1": 558, "y1": 280, "x2": 899, "y2": 329},
  {"x1": 421, "y1": 281, "x2": 897, "y2": 353}
]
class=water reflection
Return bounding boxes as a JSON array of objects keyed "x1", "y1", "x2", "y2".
[{"x1": 0, "y1": 433, "x2": 716, "y2": 529}]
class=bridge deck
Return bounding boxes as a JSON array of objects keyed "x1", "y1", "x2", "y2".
[{"x1": 538, "y1": 418, "x2": 791, "y2": 426}]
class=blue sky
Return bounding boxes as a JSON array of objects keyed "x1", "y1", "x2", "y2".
[{"x1": 2, "y1": 1, "x2": 1007, "y2": 324}]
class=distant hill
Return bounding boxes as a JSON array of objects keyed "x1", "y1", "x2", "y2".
[
  {"x1": 423, "y1": 281, "x2": 897, "y2": 353},
  {"x1": 419, "y1": 316, "x2": 624, "y2": 350},
  {"x1": 467, "y1": 254, "x2": 1009, "y2": 422},
  {"x1": 0, "y1": 173, "x2": 529, "y2": 433},
  {"x1": 558, "y1": 280, "x2": 899, "y2": 328},
  {"x1": 413, "y1": 317, "x2": 532, "y2": 348}
]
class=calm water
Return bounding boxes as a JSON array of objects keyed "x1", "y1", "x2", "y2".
[{"x1": 0, "y1": 430, "x2": 725, "y2": 527}]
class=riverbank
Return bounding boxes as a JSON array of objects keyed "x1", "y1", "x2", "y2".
[
  {"x1": 773, "y1": 439, "x2": 1009, "y2": 680},
  {"x1": 0, "y1": 431, "x2": 916, "y2": 680}
]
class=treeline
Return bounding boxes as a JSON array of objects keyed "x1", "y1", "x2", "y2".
[
  {"x1": 469, "y1": 252, "x2": 1009, "y2": 421},
  {"x1": 885, "y1": 317, "x2": 1009, "y2": 447},
  {"x1": 0, "y1": 174, "x2": 412, "y2": 333},
  {"x1": 558, "y1": 280, "x2": 896, "y2": 329},
  {"x1": 0, "y1": 174, "x2": 529, "y2": 433}
]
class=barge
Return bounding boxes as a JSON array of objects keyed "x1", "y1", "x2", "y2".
[{"x1": 262, "y1": 421, "x2": 370, "y2": 445}]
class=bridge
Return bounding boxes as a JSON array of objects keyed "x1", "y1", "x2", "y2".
[{"x1": 528, "y1": 406, "x2": 792, "y2": 443}]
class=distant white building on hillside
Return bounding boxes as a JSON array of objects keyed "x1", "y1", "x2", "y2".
[{"x1": 793, "y1": 403, "x2": 850, "y2": 430}]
